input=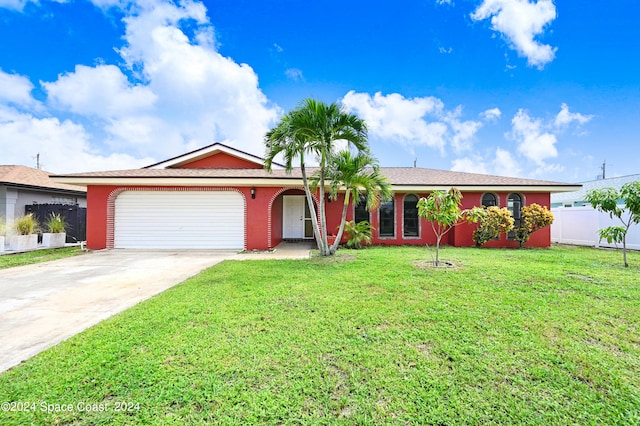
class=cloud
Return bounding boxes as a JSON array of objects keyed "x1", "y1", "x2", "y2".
[
  {"x1": 509, "y1": 108, "x2": 557, "y2": 164},
  {"x1": 554, "y1": 103, "x2": 593, "y2": 128},
  {"x1": 0, "y1": 0, "x2": 32, "y2": 11},
  {"x1": 0, "y1": 105, "x2": 152, "y2": 173},
  {"x1": 471, "y1": 0, "x2": 557, "y2": 69},
  {"x1": 451, "y1": 157, "x2": 489, "y2": 174},
  {"x1": 0, "y1": 69, "x2": 39, "y2": 108},
  {"x1": 285, "y1": 68, "x2": 304, "y2": 82},
  {"x1": 481, "y1": 107, "x2": 501, "y2": 121},
  {"x1": 451, "y1": 148, "x2": 522, "y2": 177},
  {"x1": 341, "y1": 91, "x2": 483, "y2": 154},
  {"x1": 438, "y1": 47, "x2": 453, "y2": 54}
]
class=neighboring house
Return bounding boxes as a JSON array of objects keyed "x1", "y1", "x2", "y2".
[
  {"x1": 0, "y1": 165, "x2": 87, "y2": 224},
  {"x1": 551, "y1": 174, "x2": 640, "y2": 208},
  {"x1": 53, "y1": 143, "x2": 580, "y2": 251}
]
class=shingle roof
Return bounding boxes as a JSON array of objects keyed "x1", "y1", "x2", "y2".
[
  {"x1": 52, "y1": 166, "x2": 575, "y2": 188},
  {"x1": 0, "y1": 165, "x2": 86, "y2": 193}
]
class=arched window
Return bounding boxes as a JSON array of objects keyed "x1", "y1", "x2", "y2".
[
  {"x1": 379, "y1": 198, "x2": 395, "y2": 237},
  {"x1": 354, "y1": 194, "x2": 369, "y2": 224},
  {"x1": 403, "y1": 194, "x2": 419, "y2": 237},
  {"x1": 507, "y1": 193, "x2": 523, "y2": 239},
  {"x1": 481, "y1": 193, "x2": 498, "y2": 207}
]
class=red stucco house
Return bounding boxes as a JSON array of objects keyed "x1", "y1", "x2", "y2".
[{"x1": 53, "y1": 143, "x2": 580, "y2": 251}]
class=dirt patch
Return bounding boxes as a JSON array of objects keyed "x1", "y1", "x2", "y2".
[
  {"x1": 309, "y1": 252, "x2": 356, "y2": 263},
  {"x1": 412, "y1": 260, "x2": 458, "y2": 270}
]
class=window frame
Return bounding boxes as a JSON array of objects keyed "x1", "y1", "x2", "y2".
[
  {"x1": 507, "y1": 193, "x2": 524, "y2": 240},
  {"x1": 481, "y1": 192, "x2": 499, "y2": 208},
  {"x1": 378, "y1": 197, "x2": 395, "y2": 238},
  {"x1": 353, "y1": 194, "x2": 370, "y2": 224},
  {"x1": 402, "y1": 194, "x2": 420, "y2": 238}
]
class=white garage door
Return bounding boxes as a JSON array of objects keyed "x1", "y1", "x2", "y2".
[{"x1": 114, "y1": 191, "x2": 244, "y2": 249}]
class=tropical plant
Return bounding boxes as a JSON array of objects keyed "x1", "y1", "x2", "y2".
[
  {"x1": 513, "y1": 203, "x2": 554, "y2": 248},
  {"x1": 312, "y1": 149, "x2": 392, "y2": 253},
  {"x1": 417, "y1": 188, "x2": 485, "y2": 266},
  {"x1": 473, "y1": 206, "x2": 515, "y2": 247},
  {"x1": 585, "y1": 181, "x2": 640, "y2": 267},
  {"x1": 13, "y1": 214, "x2": 39, "y2": 235},
  {"x1": 343, "y1": 220, "x2": 374, "y2": 249},
  {"x1": 45, "y1": 213, "x2": 67, "y2": 233},
  {"x1": 264, "y1": 98, "x2": 368, "y2": 256}
]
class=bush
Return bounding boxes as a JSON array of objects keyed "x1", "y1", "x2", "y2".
[
  {"x1": 45, "y1": 213, "x2": 66, "y2": 233},
  {"x1": 473, "y1": 206, "x2": 514, "y2": 246},
  {"x1": 344, "y1": 220, "x2": 373, "y2": 249},
  {"x1": 13, "y1": 214, "x2": 39, "y2": 235},
  {"x1": 514, "y1": 203, "x2": 554, "y2": 248}
]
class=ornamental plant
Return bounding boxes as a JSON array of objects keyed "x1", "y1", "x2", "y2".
[
  {"x1": 585, "y1": 181, "x2": 640, "y2": 267},
  {"x1": 13, "y1": 214, "x2": 39, "y2": 235},
  {"x1": 343, "y1": 220, "x2": 374, "y2": 249},
  {"x1": 473, "y1": 206, "x2": 514, "y2": 247},
  {"x1": 514, "y1": 203, "x2": 554, "y2": 248},
  {"x1": 417, "y1": 188, "x2": 485, "y2": 266},
  {"x1": 45, "y1": 213, "x2": 67, "y2": 234}
]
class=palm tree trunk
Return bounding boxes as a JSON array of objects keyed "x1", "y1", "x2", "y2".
[
  {"x1": 331, "y1": 192, "x2": 351, "y2": 254},
  {"x1": 300, "y1": 162, "x2": 323, "y2": 252},
  {"x1": 318, "y1": 159, "x2": 330, "y2": 256}
]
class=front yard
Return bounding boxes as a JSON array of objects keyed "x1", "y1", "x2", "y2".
[{"x1": 0, "y1": 246, "x2": 638, "y2": 425}]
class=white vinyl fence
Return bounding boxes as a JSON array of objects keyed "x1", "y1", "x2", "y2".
[{"x1": 551, "y1": 207, "x2": 640, "y2": 250}]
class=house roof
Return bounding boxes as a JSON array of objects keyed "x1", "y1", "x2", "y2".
[
  {"x1": 0, "y1": 165, "x2": 86, "y2": 194},
  {"x1": 551, "y1": 174, "x2": 640, "y2": 203},
  {"x1": 52, "y1": 166, "x2": 580, "y2": 193}
]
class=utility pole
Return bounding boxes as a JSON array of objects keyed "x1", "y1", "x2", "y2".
[
  {"x1": 34, "y1": 153, "x2": 41, "y2": 170},
  {"x1": 601, "y1": 160, "x2": 606, "y2": 180}
]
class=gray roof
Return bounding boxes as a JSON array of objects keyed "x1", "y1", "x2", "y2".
[{"x1": 551, "y1": 174, "x2": 640, "y2": 203}]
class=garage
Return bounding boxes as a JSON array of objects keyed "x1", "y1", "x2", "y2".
[{"x1": 114, "y1": 191, "x2": 245, "y2": 249}]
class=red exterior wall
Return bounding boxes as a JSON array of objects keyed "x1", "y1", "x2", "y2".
[
  {"x1": 85, "y1": 185, "x2": 552, "y2": 251},
  {"x1": 176, "y1": 153, "x2": 263, "y2": 169}
]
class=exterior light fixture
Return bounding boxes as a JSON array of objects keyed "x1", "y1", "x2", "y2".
[{"x1": 251, "y1": 187, "x2": 256, "y2": 199}]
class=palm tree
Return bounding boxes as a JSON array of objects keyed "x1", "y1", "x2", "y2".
[
  {"x1": 264, "y1": 98, "x2": 368, "y2": 256},
  {"x1": 317, "y1": 150, "x2": 392, "y2": 254}
]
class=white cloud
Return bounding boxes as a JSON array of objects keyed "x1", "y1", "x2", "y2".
[
  {"x1": 471, "y1": 0, "x2": 557, "y2": 69},
  {"x1": 285, "y1": 68, "x2": 304, "y2": 81},
  {"x1": 509, "y1": 108, "x2": 557, "y2": 164},
  {"x1": 0, "y1": 69, "x2": 39, "y2": 109},
  {"x1": 0, "y1": 105, "x2": 151, "y2": 173},
  {"x1": 451, "y1": 157, "x2": 489, "y2": 174},
  {"x1": 342, "y1": 91, "x2": 486, "y2": 154},
  {"x1": 554, "y1": 103, "x2": 592, "y2": 128},
  {"x1": 481, "y1": 107, "x2": 502, "y2": 121},
  {"x1": 492, "y1": 147, "x2": 521, "y2": 177},
  {"x1": 438, "y1": 47, "x2": 453, "y2": 54},
  {"x1": 0, "y1": 0, "x2": 31, "y2": 11}
]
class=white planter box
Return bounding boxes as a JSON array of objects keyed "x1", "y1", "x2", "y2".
[
  {"x1": 0, "y1": 236, "x2": 4, "y2": 252},
  {"x1": 42, "y1": 232, "x2": 66, "y2": 248},
  {"x1": 7, "y1": 234, "x2": 38, "y2": 251}
]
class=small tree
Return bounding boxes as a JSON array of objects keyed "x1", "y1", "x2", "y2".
[
  {"x1": 585, "y1": 181, "x2": 640, "y2": 267},
  {"x1": 473, "y1": 206, "x2": 515, "y2": 247},
  {"x1": 417, "y1": 188, "x2": 485, "y2": 266},
  {"x1": 343, "y1": 220, "x2": 374, "y2": 249},
  {"x1": 513, "y1": 203, "x2": 554, "y2": 248}
]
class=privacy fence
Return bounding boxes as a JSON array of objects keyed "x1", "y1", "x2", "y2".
[{"x1": 551, "y1": 207, "x2": 640, "y2": 251}]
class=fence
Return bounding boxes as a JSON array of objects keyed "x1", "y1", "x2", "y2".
[
  {"x1": 551, "y1": 207, "x2": 640, "y2": 250},
  {"x1": 25, "y1": 204, "x2": 87, "y2": 244}
]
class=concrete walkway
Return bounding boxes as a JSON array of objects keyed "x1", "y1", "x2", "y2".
[{"x1": 0, "y1": 243, "x2": 313, "y2": 373}]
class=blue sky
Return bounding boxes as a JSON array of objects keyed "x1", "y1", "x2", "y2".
[{"x1": 1, "y1": 0, "x2": 638, "y2": 182}]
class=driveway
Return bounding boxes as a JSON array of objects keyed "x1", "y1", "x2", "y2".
[{"x1": 0, "y1": 250, "x2": 237, "y2": 372}]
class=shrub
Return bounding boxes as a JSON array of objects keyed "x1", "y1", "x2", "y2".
[
  {"x1": 13, "y1": 214, "x2": 39, "y2": 235},
  {"x1": 343, "y1": 220, "x2": 373, "y2": 249},
  {"x1": 473, "y1": 206, "x2": 514, "y2": 246},
  {"x1": 45, "y1": 213, "x2": 66, "y2": 233},
  {"x1": 514, "y1": 203, "x2": 554, "y2": 248}
]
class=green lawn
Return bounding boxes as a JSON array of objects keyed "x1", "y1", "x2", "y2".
[
  {"x1": 0, "y1": 246, "x2": 85, "y2": 270},
  {"x1": 0, "y1": 246, "x2": 638, "y2": 425}
]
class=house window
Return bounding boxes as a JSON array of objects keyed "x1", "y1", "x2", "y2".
[
  {"x1": 379, "y1": 198, "x2": 395, "y2": 237},
  {"x1": 354, "y1": 194, "x2": 370, "y2": 224},
  {"x1": 403, "y1": 194, "x2": 419, "y2": 237},
  {"x1": 481, "y1": 193, "x2": 498, "y2": 207},
  {"x1": 507, "y1": 193, "x2": 523, "y2": 240}
]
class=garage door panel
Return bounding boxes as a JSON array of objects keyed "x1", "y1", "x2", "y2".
[{"x1": 114, "y1": 191, "x2": 244, "y2": 249}]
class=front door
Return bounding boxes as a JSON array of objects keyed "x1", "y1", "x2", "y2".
[{"x1": 283, "y1": 195, "x2": 313, "y2": 239}]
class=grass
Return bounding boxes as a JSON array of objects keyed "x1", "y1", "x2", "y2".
[
  {"x1": 0, "y1": 245, "x2": 638, "y2": 425},
  {"x1": 0, "y1": 246, "x2": 85, "y2": 270}
]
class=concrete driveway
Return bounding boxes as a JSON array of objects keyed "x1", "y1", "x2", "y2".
[{"x1": 0, "y1": 250, "x2": 237, "y2": 372}]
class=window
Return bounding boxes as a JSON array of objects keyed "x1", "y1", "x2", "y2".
[
  {"x1": 507, "y1": 193, "x2": 523, "y2": 240},
  {"x1": 481, "y1": 193, "x2": 498, "y2": 207},
  {"x1": 354, "y1": 194, "x2": 370, "y2": 224},
  {"x1": 379, "y1": 198, "x2": 395, "y2": 237},
  {"x1": 403, "y1": 194, "x2": 419, "y2": 237}
]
